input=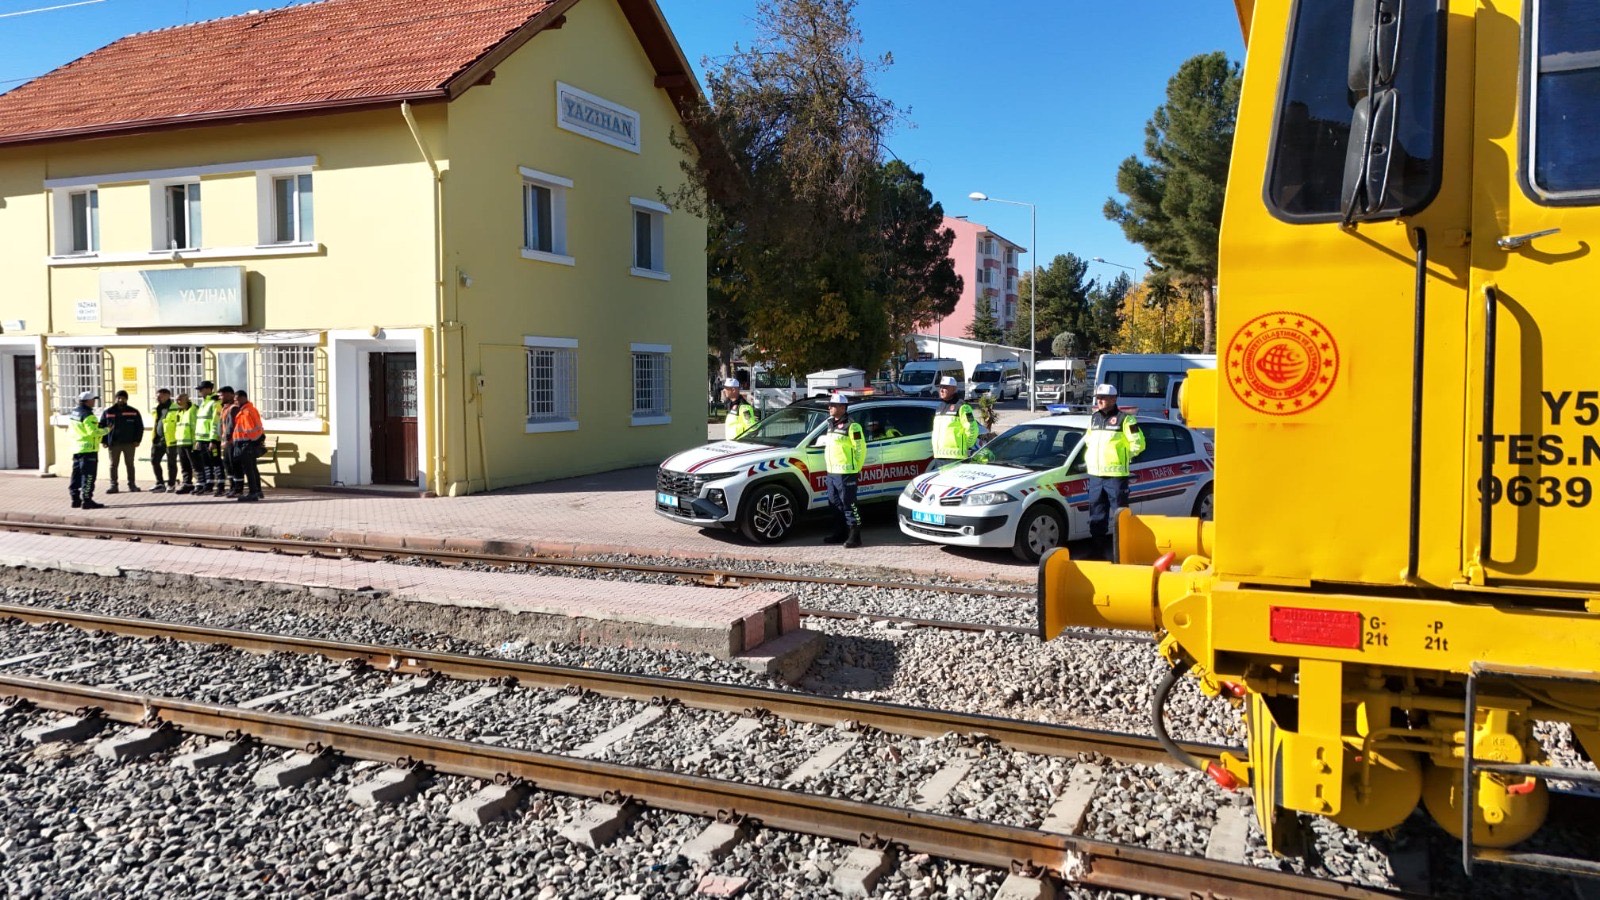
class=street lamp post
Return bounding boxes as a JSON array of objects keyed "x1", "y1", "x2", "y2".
[{"x1": 969, "y1": 192, "x2": 1036, "y2": 407}]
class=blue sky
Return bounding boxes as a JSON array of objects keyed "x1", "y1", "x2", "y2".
[{"x1": 0, "y1": 0, "x2": 1243, "y2": 284}]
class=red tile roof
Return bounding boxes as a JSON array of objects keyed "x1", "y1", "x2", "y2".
[{"x1": 0, "y1": 0, "x2": 568, "y2": 145}]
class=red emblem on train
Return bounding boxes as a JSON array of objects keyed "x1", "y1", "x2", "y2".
[{"x1": 1224, "y1": 312, "x2": 1340, "y2": 416}]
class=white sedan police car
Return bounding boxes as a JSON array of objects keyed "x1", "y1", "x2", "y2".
[
  {"x1": 896, "y1": 414, "x2": 1215, "y2": 561},
  {"x1": 656, "y1": 397, "x2": 941, "y2": 543}
]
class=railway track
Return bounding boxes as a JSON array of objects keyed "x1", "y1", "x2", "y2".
[
  {"x1": 0, "y1": 518, "x2": 1155, "y2": 642},
  {"x1": 0, "y1": 671, "x2": 1404, "y2": 900}
]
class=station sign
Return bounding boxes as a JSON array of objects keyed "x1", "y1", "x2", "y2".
[
  {"x1": 98, "y1": 266, "x2": 246, "y2": 328},
  {"x1": 556, "y1": 82, "x2": 641, "y2": 154}
]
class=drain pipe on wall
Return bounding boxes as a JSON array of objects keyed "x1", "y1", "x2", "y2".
[{"x1": 401, "y1": 100, "x2": 455, "y2": 495}]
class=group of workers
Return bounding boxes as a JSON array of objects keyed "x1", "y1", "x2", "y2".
[
  {"x1": 68, "y1": 380, "x2": 267, "y2": 510},
  {"x1": 718, "y1": 372, "x2": 1145, "y2": 558}
]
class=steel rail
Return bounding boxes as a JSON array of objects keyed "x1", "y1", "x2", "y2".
[
  {"x1": 0, "y1": 518, "x2": 1033, "y2": 598},
  {"x1": 0, "y1": 673, "x2": 1405, "y2": 900},
  {"x1": 0, "y1": 602, "x2": 1220, "y2": 767}
]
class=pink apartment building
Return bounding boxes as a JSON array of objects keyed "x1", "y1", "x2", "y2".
[{"x1": 934, "y1": 215, "x2": 1026, "y2": 338}]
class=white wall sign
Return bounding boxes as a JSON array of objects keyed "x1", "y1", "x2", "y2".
[
  {"x1": 556, "y1": 82, "x2": 641, "y2": 154},
  {"x1": 75, "y1": 300, "x2": 98, "y2": 322},
  {"x1": 99, "y1": 266, "x2": 246, "y2": 328}
]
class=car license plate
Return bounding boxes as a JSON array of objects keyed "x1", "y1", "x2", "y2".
[
  {"x1": 912, "y1": 510, "x2": 945, "y2": 526},
  {"x1": 656, "y1": 492, "x2": 677, "y2": 508}
]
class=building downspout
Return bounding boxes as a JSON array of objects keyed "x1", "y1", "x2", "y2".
[{"x1": 401, "y1": 101, "x2": 452, "y2": 495}]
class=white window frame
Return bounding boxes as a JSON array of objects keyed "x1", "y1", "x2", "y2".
[
  {"x1": 148, "y1": 345, "x2": 207, "y2": 397},
  {"x1": 150, "y1": 179, "x2": 202, "y2": 251},
  {"x1": 50, "y1": 187, "x2": 100, "y2": 256},
  {"x1": 50, "y1": 346, "x2": 104, "y2": 419},
  {"x1": 524, "y1": 336, "x2": 579, "y2": 433},
  {"x1": 256, "y1": 164, "x2": 315, "y2": 246},
  {"x1": 519, "y1": 167, "x2": 573, "y2": 265},
  {"x1": 629, "y1": 342, "x2": 671, "y2": 426},
  {"x1": 629, "y1": 197, "x2": 669, "y2": 280},
  {"x1": 258, "y1": 344, "x2": 319, "y2": 421}
]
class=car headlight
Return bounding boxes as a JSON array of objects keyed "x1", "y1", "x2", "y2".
[{"x1": 962, "y1": 491, "x2": 1015, "y2": 506}]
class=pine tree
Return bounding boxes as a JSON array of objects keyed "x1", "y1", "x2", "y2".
[{"x1": 966, "y1": 298, "x2": 1003, "y2": 343}]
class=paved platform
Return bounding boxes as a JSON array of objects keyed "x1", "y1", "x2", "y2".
[
  {"x1": 0, "y1": 466, "x2": 1037, "y2": 585},
  {"x1": 0, "y1": 530, "x2": 811, "y2": 669}
]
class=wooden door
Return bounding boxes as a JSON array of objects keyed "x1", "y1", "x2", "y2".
[
  {"x1": 13, "y1": 355, "x2": 37, "y2": 470},
  {"x1": 368, "y1": 352, "x2": 418, "y2": 484}
]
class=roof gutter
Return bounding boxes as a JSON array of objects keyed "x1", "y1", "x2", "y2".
[{"x1": 0, "y1": 91, "x2": 448, "y2": 148}]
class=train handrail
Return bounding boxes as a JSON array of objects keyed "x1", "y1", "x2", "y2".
[{"x1": 1479, "y1": 284, "x2": 1499, "y2": 564}]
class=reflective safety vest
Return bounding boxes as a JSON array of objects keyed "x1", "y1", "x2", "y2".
[
  {"x1": 1083, "y1": 408, "x2": 1146, "y2": 478},
  {"x1": 822, "y1": 417, "x2": 865, "y2": 475},
  {"x1": 166, "y1": 405, "x2": 196, "y2": 447},
  {"x1": 232, "y1": 402, "x2": 265, "y2": 442},
  {"x1": 725, "y1": 398, "x2": 758, "y2": 440},
  {"x1": 194, "y1": 394, "x2": 220, "y2": 442},
  {"x1": 931, "y1": 401, "x2": 979, "y2": 459},
  {"x1": 69, "y1": 406, "x2": 106, "y2": 454}
]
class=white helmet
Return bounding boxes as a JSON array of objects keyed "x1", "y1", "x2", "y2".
[
  {"x1": 722, "y1": 377, "x2": 741, "y2": 389},
  {"x1": 828, "y1": 392, "x2": 850, "y2": 405},
  {"x1": 1094, "y1": 383, "x2": 1119, "y2": 398},
  {"x1": 937, "y1": 376, "x2": 960, "y2": 388}
]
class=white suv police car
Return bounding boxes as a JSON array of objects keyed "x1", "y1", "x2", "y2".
[
  {"x1": 656, "y1": 397, "x2": 940, "y2": 543},
  {"x1": 897, "y1": 413, "x2": 1215, "y2": 561}
]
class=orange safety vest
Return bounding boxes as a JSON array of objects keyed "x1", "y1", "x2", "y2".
[{"x1": 232, "y1": 402, "x2": 265, "y2": 442}]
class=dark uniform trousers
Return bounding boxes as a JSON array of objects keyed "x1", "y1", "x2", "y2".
[
  {"x1": 1086, "y1": 474, "x2": 1130, "y2": 561},
  {"x1": 69, "y1": 452, "x2": 100, "y2": 501},
  {"x1": 231, "y1": 441, "x2": 263, "y2": 497},
  {"x1": 825, "y1": 474, "x2": 860, "y2": 530},
  {"x1": 150, "y1": 441, "x2": 176, "y2": 487}
]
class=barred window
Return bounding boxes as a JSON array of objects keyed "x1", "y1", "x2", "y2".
[
  {"x1": 148, "y1": 346, "x2": 205, "y2": 397},
  {"x1": 525, "y1": 339, "x2": 578, "y2": 431},
  {"x1": 630, "y1": 344, "x2": 671, "y2": 423},
  {"x1": 51, "y1": 347, "x2": 103, "y2": 415},
  {"x1": 259, "y1": 345, "x2": 317, "y2": 419}
]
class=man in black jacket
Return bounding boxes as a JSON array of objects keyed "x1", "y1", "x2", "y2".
[
  {"x1": 149, "y1": 388, "x2": 174, "y2": 492},
  {"x1": 100, "y1": 390, "x2": 144, "y2": 494}
]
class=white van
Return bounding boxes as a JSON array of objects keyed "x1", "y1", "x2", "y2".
[
  {"x1": 1092, "y1": 353, "x2": 1216, "y2": 422},
  {"x1": 896, "y1": 358, "x2": 965, "y2": 398},
  {"x1": 748, "y1": 362, "x2": 803, "y2": 411},
  {"x1": 968, "y1": 358, "x2": 1025, "y2": 401},
  {"x1": 1033, "y1": 358, "x2": 1087, "y2": 409}
]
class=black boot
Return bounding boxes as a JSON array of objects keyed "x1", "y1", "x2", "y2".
[
  {"x1": 71, "y1": 493, "x2": 81, "y2": 509},
  {"x1": 843, "y1": 525, "x2": 862, "y2": 548}
]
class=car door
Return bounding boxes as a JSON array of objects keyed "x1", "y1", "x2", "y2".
[
  {"x1": 1129, "y1": 421, "x2": 1192, "y2": 514},
  {"x1": 854, "y1": 405, "x2": 935, "y2": 499}
]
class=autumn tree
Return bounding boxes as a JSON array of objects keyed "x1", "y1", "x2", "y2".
[
  {"x1": 1115, "y1": 279, "x2": 1204, "y2": 353},
  {"x1": 1104, "y1": 52, "x2": 1240, "y2": 352}
]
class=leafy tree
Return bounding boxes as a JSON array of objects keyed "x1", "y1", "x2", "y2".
[
  {"x1": 1017, "y1": 253, "x2": 1095, "y2": 352},
  {"x1": 1104, "y1": 52, "x2": 1240, "y2": 353},
  {"x1": 671, "y1": 0, "x2": 905, "y2": 374},
  {"x1": 1083, "y1": 272, "x2": 1133, "y2": 357},
  {"x1": 1115, "y1": 280, "x2": 1204, "y2": 353},
  {"x1": 1001, "y1": 320, "x2": 1036, "y2": 352},
  {"x1": 873, "y1": 161, "x2": 963, "y2": 358},
  {"x1": 966, "y1": 299, "x2": 1002, "y2": 343},
  {"x1": 1051, "y1": 331, "x2": 1078, "y2": 358}
]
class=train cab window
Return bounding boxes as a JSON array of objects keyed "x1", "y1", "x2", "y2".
[
  {"x1": 1527, "y1": 1, "x2": 1600, "y2": 200},
  {"x1": 1267, "y1": 0, "x2": 1446, "y2": 221}
]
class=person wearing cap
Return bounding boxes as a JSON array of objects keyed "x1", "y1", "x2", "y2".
[
  {"x1": 165, "y1": 393, "x2": 198, "y2": 494},
  {"x1": 99, "y1": 389, "x2": 145, "y2": 494},
  {"x1": 821, "y1": 392, "x2": 867, "y2": 548},
  {"x1": 192, "y1": 380, "x2": 222, "y2": 495},
  {"x1": 1083, "y1": 383, "x2": 1146, "y2": 561},
  {"x1": 931, "y1": 375, "x2": 980, "y2": 467},
  {"x1": 216, "y1": 385, "x2": 241, "y2": 497},
  {"x1": 149, "y1": 388, "x2": 175, "y2": 492},
  {"x1": 722, "y1": 377, "x2": 758, "y2": 441},
  {"x1": 229, "y1": 389, "x2": 266, "y2": 502},
  {"x1": 68, "y1": 391, "x2": 109, "y2": 509}
]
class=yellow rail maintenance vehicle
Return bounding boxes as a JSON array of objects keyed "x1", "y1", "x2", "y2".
[{"x1": 1040, "y1": 0, "x2": 1600, "y2": 875}]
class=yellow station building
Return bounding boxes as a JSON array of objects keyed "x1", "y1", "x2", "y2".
[{"x1": 0, "y1": 0, "x2": 707, "y2": 494}]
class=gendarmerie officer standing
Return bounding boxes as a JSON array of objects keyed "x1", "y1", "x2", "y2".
[
  {"x1": 821, "y1": 391, "x2": 866, "y2": 548},
  {"x1": 722, "y1": 377, "x2": 758, "y2": 440},
  {"x1": 68, "y1": 391, "x2": 108, "y2": 510},
  {"x1": 1083, "y1": 383, "x2": 1146, "y2": 561},
  {"x1": 931, "y1": 375, "x2": 979, "y2": 467}
]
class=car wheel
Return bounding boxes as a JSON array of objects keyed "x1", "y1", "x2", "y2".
[
  {"x1": 740, "y1": 483, "x2": 800, "y2": 544},
  {"x1": 1013, "y1": 504, "x2": 1066, "y2": 563},
  {"x1": 1191, "y1": 484, "x2": 1214, "y2": 521}
]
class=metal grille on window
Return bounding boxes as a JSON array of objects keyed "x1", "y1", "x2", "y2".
[
  {"x1": 632, "y1": 352, "x2": 671, "y2": 416},
  {"x1": 146, "y1": 346, "x2": 205, "y2": 397},
  {"x1": 526, "y1": 348, "x2": 577, "y2": 423},
  {"x1": 259, "y1": 345, "x2": 318, "y2": 419},
  {"x1": 50, "y1": 347, "x2": 102, "y2": 415}
]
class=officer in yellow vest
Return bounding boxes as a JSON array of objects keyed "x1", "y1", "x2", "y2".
[
  {"x1": 722, "y1": 377, "x2": 758, "y2": 440},
  {"x1": 931, "y1": 375, "x2": 980, "y2": 467},
  {"x1": 192, "y1": 380, "x2": 221, "y2": 495},
  {"x1": 68, "y1": 391, "x2": 109, "y2": 509},
  {"x1": 821, "y1": 392, "x2": 866, "y2": 548},
  {"x1": 1084, "y1": 383, "x2": 1146, "y2": 560}
]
